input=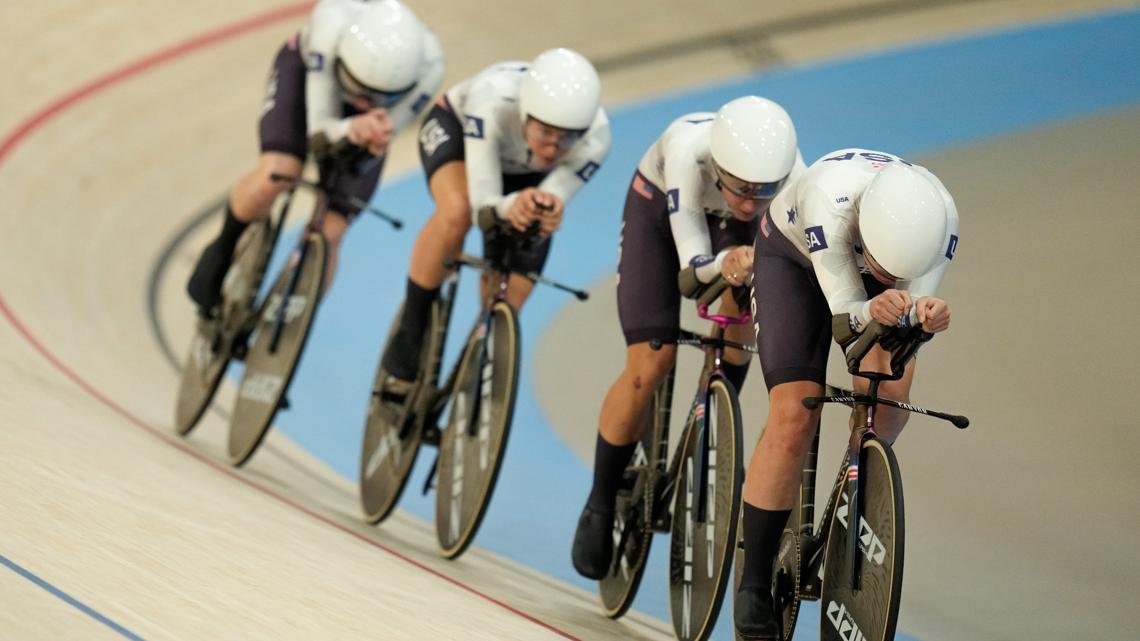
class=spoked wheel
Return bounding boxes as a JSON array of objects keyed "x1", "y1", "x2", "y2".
[
  {"x1": 174, "y1": 218, "x2": 275, "y2": 435},
  {"x1": 226, "y1": 233, "x2": 326, "y2": 466},
  {"x1": 598, "y1": 411, "x2": 661, "y2": 619},
  {"x1": 669, "y1": 377, "x2": 744, "y2": 641},
  {"x1": 820, "y1": 437, "x2": 904, "y2": 641},
  {"x1": 359, "y1": 300, "x2": 446, "y2": 524},
  {"x1": 434, "y1": 301, "x2": 520, "y2": 558}
]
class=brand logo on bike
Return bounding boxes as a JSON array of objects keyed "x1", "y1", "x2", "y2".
[
  {"x1": 463, "y1": 115, "x2": 485, "y2": 139},
  {"x1": 837, "y1": 490, "x2": 887, "y2": 565},
  {"x1": 239, "y1": 372, "x2": 284, "y2": 405},
  {"x1": 805, "y1": 226, "x2": 828, "y2": 252},
  {"x1": 363, "y1": 423, "x2": 402, "y2": 478},
  {"x1": 262, "y1": 294, "x2": 307, "y2": 325},
  {"x1": 827, "y1": 599, "x2": 868, "y2": 641}
]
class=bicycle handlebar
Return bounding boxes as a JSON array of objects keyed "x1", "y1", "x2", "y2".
[
  {"x1": 648, "y1": 330, "x2": 758, "y2": 355},
  {"x1": 802, "y1": 392, "x2": 969, "y2": 429},
  {"x1": 832, "y1": 314, "x2": 933, "y2": 381},
  {"x1": 269, "y1": 173, "x2": 403, "y2": 229},
  {"x1": 444, "y1": 253, "x2": 589, "y2": 301}
]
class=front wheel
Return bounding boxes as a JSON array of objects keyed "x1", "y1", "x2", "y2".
[
  {"x1": 669, "y1": 377, "x2": 744, "y2": 641},
  {"x1": 820, "y1": 437, "x2": 904, "y2": 641},
  {"x1": 434, "y1": 300, "x2": 520, "y2": 558},
  {"x1": 226, "y1": 232, "x2": 326, "y2": 466}
]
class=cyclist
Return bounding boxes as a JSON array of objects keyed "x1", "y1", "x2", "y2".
[
  {"x1": 734, "y1": 150, "x2": 960, "y2": 639},
  {"x1": 375, "y1": 47, "x2": 611, "y2": 402},
  {"x1": 570, "y1": 96, "x2": 805, "y2": 580},
  {"x1": 186, "y1": 0, "x2": 444, "y2": 317}
]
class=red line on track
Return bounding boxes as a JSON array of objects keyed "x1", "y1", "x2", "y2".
[{"x1": 0, "y1": 6, "x2": 579, "y2": 639}]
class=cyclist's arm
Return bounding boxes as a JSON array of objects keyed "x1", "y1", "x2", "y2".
[
  {"x1": 385, "y1": 30, "x2": 445, "y2": 132},
  {"x1": 463, "y1": 101, "x2": 509, "y2": 222},
  {"x1": 664, "y1": 147, "x2": 722, "y2": 285},
  {"x1": 804, "y1": 185, "x2": 875, "y2": 332},
  {"x1": 304, "y1": 3, "x2": 353, "y2": 142}
]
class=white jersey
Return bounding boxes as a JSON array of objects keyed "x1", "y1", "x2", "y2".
[
  {"x1": 445, "y1": 62, "x2": 612, "y2": 218},
  {"x1": 637, "y1": 113, "x2": 806, "y2": 283},
  {"x1": 768, "y1": 148, "x2": 960, "y2": 332},
  {"x1": 300, "y1": 0, "x2": 445, "y2": 142}
]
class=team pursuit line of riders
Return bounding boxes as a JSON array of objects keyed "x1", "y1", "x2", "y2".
[{"x1": 178, "y1": 2, "x2": 962, "y2": 640}]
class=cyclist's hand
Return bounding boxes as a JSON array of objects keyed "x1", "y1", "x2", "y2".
[
  {"x1": 531, "y1": 191, "x2": 564, "y2": 236},
  {"x1": 720, "y1": 245, "x2": 754, "y2": 287},
  {"x1": 347, "y1": 109, "x2": 394, "y2": 156},
  {"x1": 505, "y1": 187, "x2": 543, "y2": 233},
  {"x1": 915, "y1": 296, "x2": 951, "y2": 333},
  {"x1": 869, "y1": 289, "x2": 914, "y2": 326}
]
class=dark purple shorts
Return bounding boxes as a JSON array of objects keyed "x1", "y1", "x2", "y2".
[
  {"x1": 416, "y1": 98, "x2": 553, "y2": 273},
  {"x1": 616, "y1": 170, "x2": 757, "y2": 346},
  {"x1": 749, "y1": 212, "x2": 887, "y2": 390},
  {"x1": 258, "y1": 35, "x2": 384, "y2": 220}
]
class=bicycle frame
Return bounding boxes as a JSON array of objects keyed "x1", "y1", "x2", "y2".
[
  {"x1": 648, "y1": 289, "x2": 756, "y2": 530},
  {"x1": 418, "y1": 226, "x2": 589, "y2": 494},
  {"x1": 264, "y1": 142, "x2": 398, "y2": 355},
  {"x1": 797, "y1": 320, "x2": 970, "y2": 596}
]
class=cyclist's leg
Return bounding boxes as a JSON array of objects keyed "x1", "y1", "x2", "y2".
[
  {"x1": 852, "y1": 346, "x2": 917, "y2": 442},
  {"x1": 188, "y1": 37, "x2": 305, "y2": 314},
  {"x1": 848, "y1": 273, "x2": 916, "y2": 441},
  {"x1": 719, "y1": 290, "x2": 753, "y2": 390},
  {"x1": 380, "y1": 161, "x2": 469, "y2": 381},
  {"x1": 736, "y1": 230, "x2": 830, "y2": 638},
  {"x1": 320, "y1": 213, "x2": 348, "y2": 289},
  {"x1": 379, "y1": 99, "x2": 469, "y2": 383},
  {"x1": 573, "y1": 170, "x2": 676, "y2": 579},
  {"x1": 188, "y1": 152, "x2": 302, "y2": 313},
  {"x1": 322, "y1": 151, "x2": 386, "y2": 291}
]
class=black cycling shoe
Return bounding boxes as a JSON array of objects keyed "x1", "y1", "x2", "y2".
[
  {"x1": 571, "y1": 504, "x2": 614, "y2": 580},
  {"x1": 734, "y1": 586, "x2": 781, "y2": 640},
  {"x1": 187, "y1": 241, "x2": 232, "y2": 314}
]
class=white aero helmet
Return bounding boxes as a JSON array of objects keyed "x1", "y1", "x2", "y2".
[
  {"x1": 709, "y1": 96, "x2": 798, "y2": 199},
  {"x1": 335, "y1": 0, "x2": 425, "y2": 108},
  {"x1": 859, "y1": 163, "x2": 948, "y2": 280},
  {"x1": 518, "y1": 48, "x2": 601, "y2": 131}
]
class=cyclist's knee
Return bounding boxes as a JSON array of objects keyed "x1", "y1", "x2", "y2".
[
  {"x1": 764, "y1": 394, "x2": 819, "y2": 447},
  {"x1": 241, "y1": 155, "x2": 301, "y2": 209},
  {"x1": 322, "y1": 214, "x2": 349, "y2": 249},
  {"x1": 434, "y1": 197, "x2": 472, "y2": 240},
  {"x1": 627, "y1": 344, "x2": 675, "y2": 390}
]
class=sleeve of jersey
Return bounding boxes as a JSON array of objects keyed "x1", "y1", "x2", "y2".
[
  {"x1": 463, "y1": 101, "x2": 507, "y2": 219},
  {"x1": 664, "y1": 152, "x2": 719, "y2": 283},
  {"x1": 387, "y1": 32, "x2": 445, "y2": 132},
  {"x1": 304, "y1": 5, "x2": 351, "y2": 142},
  {"x1": 804, "y1": 186, "x2": 873, "y2": 331},
  {"x1": 901, "y1": 191, "x2": 960, "y2": 301},
  {"x1": 537, "y1": 117, "x2": 611, "y2": 206}
]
